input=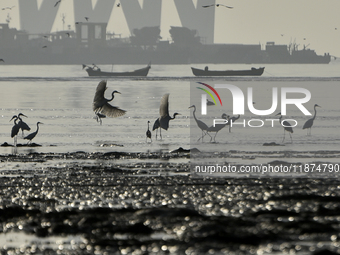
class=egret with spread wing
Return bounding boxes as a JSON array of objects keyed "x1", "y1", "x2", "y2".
[
  {"x1": 158, "y1": 93, "x2": 180, "y2": 139},
  {"x1": 92, "y1": 80, "x2": 126, "y2": 125}
]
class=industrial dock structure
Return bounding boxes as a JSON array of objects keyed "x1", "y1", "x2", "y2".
[{"x1": 0, "y1": 22, "x2": 332, "y2": 65}]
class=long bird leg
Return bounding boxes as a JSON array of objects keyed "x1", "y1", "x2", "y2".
[
  {"x1": 197, "y1": 130, "x2": 205, "y2": 142},
  {"x1": 282, "y1": 130, "x2": 285, "y2": 143}
]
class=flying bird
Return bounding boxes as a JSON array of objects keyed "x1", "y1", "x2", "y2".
[
  {"x1": 276, "y1": 112, "x2": 293, "y2": 143},
  {"x1": 2, "y1": 6, "x2": 15, "y2": 10},
  {"x1": 54, "y1": 0, "x2": 61, "y2": 7},
  {"x1": 146, "y1": 121, "x2": 152, "y2": 142},
  {"x1": 189, "y1": 105, "x2": 210, "y2": 142},
  {"x1": 42, "y1": 46, "x2": 47, "y2": 48},
  {"x1": 158, "y1": 93, "x2": 180, "y2": 139},
  {"x1": 302, "y1": 104, "x2": 321, "y2": 135},
  {"x1": 92, "y1": 80, "x2": 126, "y2": 125},
  {"x1": 85, "y1": 17, "x2": 89, "y2": 21},
  {"x1": 0, "y1": 59, "x2": 4, "y2": 62},
  {"x1": 202, "y1": 4, "x2": 233, "y2": 9},
  {"x1": 24, "y1": 122, "x2": 43, "y2": 144}
]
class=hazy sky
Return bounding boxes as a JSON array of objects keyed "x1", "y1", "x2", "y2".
[{"x1": 1, "y1": 0, "x2": 339, "y2": 57}]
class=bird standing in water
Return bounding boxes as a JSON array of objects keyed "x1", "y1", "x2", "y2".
[
  {"x1": 276, "y1": 112, "x2": 293, "y2": 143},
  {"x1": 146, "y1": 121, "x2": 152, "y2": 142},
  {"x1": 24, "y1": 122, "x2": 43, "y2": 144},
  {"x1": 302, "y1": 104, "x2": 321, "y2": 135},
  {"x1": 227, "y1": 115, "x2": 240, "y2": 133},
  {"x1": 17, "y1": 113, "x2": 30, "y2": 137},
  {"x1": 92, "y1": 80, "x2": 126, "y2": 125},
  {"x1": 158, "y1": 94, "x2": 180, "y2": 139},
  {"x1": 206, "y1": 113, "x2": 228, "y2": 142},
  {"x1": 189, "y1": 105, "x2": 210, "y2": 142},
  {"x1": 10, "y1": 115, "x2": 20, "y2": 146}
]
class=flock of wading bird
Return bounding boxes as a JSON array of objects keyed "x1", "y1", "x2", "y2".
[
  {"x1": 9, "y1": 113, "x2": 43, "y2": 147},
  {"x1": 93, "y1": 80, "x2": 321, "y2": 144},
  {"x1": 8, "y1": 80, "x2": 320, "y2": 146}
]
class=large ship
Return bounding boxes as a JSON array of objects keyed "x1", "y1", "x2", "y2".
[{"x1": 0, "y1": 23, "x2": 332, "y2": 65}]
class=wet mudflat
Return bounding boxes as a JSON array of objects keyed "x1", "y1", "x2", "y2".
[{"x1": 1, "y1": 152, "x2": 340, "y2": 254}]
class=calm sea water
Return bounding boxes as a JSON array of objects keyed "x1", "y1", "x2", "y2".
[{"x1": 0, "y1": 63, "x2": 340, "y2": 157}]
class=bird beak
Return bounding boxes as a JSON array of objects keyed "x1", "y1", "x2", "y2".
[{"x1": 9, "y1": 117, "x2": 15, "y2": 122}]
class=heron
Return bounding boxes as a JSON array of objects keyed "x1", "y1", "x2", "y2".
[
  {"x1": 10, "y1": 115, "x2": 20, "y2": 146},
  {"x1": 302, "y1": 104, "x2": 321, "y2": 135},
  {"x1": 24, "y1": 122, "x2": 43, "y2": 144},
  {"x1": 202, "y1": 4, "x2": 233, "y2": 8},
  {"x1": 227, "y1": 115, "x2": 240, "y2": 133},
  {"x1": 276, "y1": 112, "x2": 293, "y2": 143},
  {"x1": 17, "y1": 113, "x2": 30, "y2": 137},
  {"x1": 189, "y1": 105, "x2": 210, "y2": 142},
  {"x1": 146, "y1": 121, "x2": 152, "y2": 142},
  {"x1": 205, "y1": 113, "x2": 228, "y2": 142},
  {"x1": 92, "y1": 80, "x2": 126, "y2": 125},
  {"x1": 158, "y1": 93, "x2": 180, "y2": 139}
]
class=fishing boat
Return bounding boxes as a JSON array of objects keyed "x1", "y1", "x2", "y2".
[
  {"x1": 83, "y1": 63, "x2": 151, "y2": 77},
  {"x1": 191, "y1": 66, "x2": 265, "y2": 76}
]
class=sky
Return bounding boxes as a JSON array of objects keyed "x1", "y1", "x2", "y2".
[{"x1": 0, "y1": 0, "x2": 339, "y2": 57}]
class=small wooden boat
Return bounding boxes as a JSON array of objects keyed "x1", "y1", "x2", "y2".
[
  {"x1": 191, "y1": 66, "x2": 265, "y2": 76},
  {"x1": 83, "y1": 63, "x2": 151, "y2": 77}
]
